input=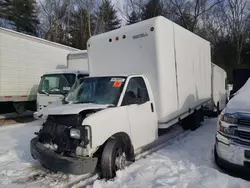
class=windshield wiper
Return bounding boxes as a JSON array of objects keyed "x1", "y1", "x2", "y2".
[{"x1": 41, "y1": 90, "x2": 49, "y2": 96}]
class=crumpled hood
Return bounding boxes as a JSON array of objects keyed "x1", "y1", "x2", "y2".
[
  {"x1": 225, "y1": 78, "x2": 250, "y2": 113},
  {"x1": 42, "y1": 103, "x2": 110, "y2": 116}
]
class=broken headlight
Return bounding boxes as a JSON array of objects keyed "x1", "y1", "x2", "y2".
[{"x1": 70, "y1": 128, "x2": 81, "y2": 140}]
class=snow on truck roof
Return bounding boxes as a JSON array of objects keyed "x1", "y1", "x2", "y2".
[
  {"x1": 0, "y1": 27, "x2": 79, "y2": 51},
  {"x1": 226, "y1": 78, "x2": 250, "y2": 113},
  {"x1": 212, "y1": 63, "x2": 226, "y2": 74}
]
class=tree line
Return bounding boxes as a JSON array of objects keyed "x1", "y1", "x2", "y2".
[{"x1": 0, "y1": 0, "x2": 249, "y2": 82}]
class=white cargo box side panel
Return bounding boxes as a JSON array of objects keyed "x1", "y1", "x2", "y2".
[
  {"x1": 174, "y1": 24, "x2": 211, "y2": 115},
  {"x1": 88, "y1": 16, "x2": 211, "y2": 123},
  {"x1": 212, "y1": 64, "x2": 227, "y2": 110},
  {"x1": 154, "y1": 17, "x2": 178, "y2": 123},
  {"x1": 0, "y1": 29, "x2": 77, "y2": 101}
]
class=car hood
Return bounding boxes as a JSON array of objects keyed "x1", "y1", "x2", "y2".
[
  {"x1": 225, "y1": 78, "x2": 250, "y2": 113},
  {"x1": 42, "y1": 103, "x2": 111, "y2": 116}
]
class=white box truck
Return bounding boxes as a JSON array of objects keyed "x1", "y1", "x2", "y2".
[
  {"x1": 30, "y1": 16, "x2": 216, "y2": 178},
  {"x1": 36, "y1": 51, "x2": 89, "y2": 112},
  {"x1": 0, "y1": 27, "x2": 79, "y2": 113},
  {"x1": 212, "y1": 63, "x2": 227, "y2": 112}
]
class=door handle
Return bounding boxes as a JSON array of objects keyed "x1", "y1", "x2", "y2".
[{"x1": 151, "y1": 103, "x2": 154, "y2": 112}]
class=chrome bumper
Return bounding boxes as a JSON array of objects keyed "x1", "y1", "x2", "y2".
[{"x1": 215, "y1": 132, "x2": 250, "y2": 167}]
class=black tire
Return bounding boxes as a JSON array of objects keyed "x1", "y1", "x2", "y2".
[
  {"x1": 181, "y1": 116, "x2": 191, "y2": 130},
  {"x1": 214, "y1": 145, "x2": 220, "y2": 166},
  {"x1": 101, "y1": 139, "x2": 126, "y2": 179},
  {"x1": 190, "y1": 111, "x2": 201, "y2": 131},
  {"x1": 200, "y1": 108, "x2": 204, "y2": 123},
  {"x1": 216, "y1": 102, "x2": 220, "y2": 116},
  {"x1": 181, "y1": 111, "x2": 200, "y2": 131}
]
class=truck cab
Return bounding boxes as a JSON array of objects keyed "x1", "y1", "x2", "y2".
[
  {"x1": 36, "y1": 50, "x2": 89, "y2": 113},
  {"x1": 36, "y1": 69, "x2": 88, "y2": 111}
]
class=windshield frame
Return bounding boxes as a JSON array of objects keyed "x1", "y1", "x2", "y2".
[
  {"x1": 38, "y1": 73, "x2": 77, "y2": 95},
  {"x1": 64, "y1": 76, "x2": 127, "y2": 106}
]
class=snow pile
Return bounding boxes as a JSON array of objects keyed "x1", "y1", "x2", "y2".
[
  {"x1": 226, "y1": 78, "x2": 250, "y2": 113},
  {"x1": 0, "y1": 121, "x2": 93, "y2": 188},
  {"x1": 91, "y1": 119, "x2": 249, "y2": 188},
  {"x1": 0, "y1": 121, "x2": 41, "y2": 187}
]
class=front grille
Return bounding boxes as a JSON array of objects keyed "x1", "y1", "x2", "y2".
[
  {"x1": 39, "y1": 120, "x2": 80, "y2": 153},
  {"x1": 234, "y1": 138, "x2": 250, "y2": 146},
  {"x1": 238, "y1": 118, "x2": 250, "y2": 126},
  {"x1": 238, "y1": 130, "x2": 250, "y2": 140}
]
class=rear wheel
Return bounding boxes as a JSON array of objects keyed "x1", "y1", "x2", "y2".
[
  {"x1": 181, "y1": 111, "x2": 201, "y2": 131},
  {"x1": 101, "y1": 139, "x2": 126, "y2": 179},
  {"x1": 190, "y1": 111, "x2": 201, "y2": 131},
  {"x1": 13, "y1": 102, "x2": 27, "y2": 114},
  {"x1": 200, "y1": 108, "x2": 204, "y2": 123}
]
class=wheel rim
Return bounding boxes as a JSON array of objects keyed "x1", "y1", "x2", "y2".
[{"x1": 115, "y1": 148, "x2": 126, "y2": 170}]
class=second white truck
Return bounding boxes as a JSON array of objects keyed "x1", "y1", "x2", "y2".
[
  {"x1": 30, "y1": 16, "x2": 223, "y2": 179},
  {"x1": 36, "y1": 51, "x2": 89, "y2": 111},
  {"x1": 210, "y1": 63, "x2": 227, "y2": 114}
]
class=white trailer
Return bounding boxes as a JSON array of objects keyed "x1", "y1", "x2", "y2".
[
  {"x1": 211, "y1": 63, "x2": 227, "y2": 112},
  {"x1": 0, "y1": 27, "x2": 79, "y2": 113},
  {"x1": 36, "y1": 51, "x2": 89, "y2": 112},
  {"x1": 31, "y1": 16, "x2": 214, "y2": 178}
]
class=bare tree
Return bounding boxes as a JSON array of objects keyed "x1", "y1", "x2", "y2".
[
  {"x1": 74, "y1": 0, "x2": 100, "y2": 37},
  {"x1": 220, "y1": 0, "x2": 249, "y2": 64},
  {"x1": 38, "y1": 0, "x2": 70, "y2": 43},
  {"x1": 197, "y1": 3, "x2": 228, "y2": 43},
  {"x1": 166, "y1": 0, "x2": 222, "y2": 32},
  {"x1": 123, "y1": 0, "x2": 147, "y2": 21}
]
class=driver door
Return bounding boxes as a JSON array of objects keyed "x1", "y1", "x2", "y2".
[{"x1": 122, "y1": 77, "x2": 158, "y2": 150}]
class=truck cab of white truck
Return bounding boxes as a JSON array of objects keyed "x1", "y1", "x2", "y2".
[
  {"x1": 31, "y1": 16, "x2": 214, "y2": 179},
  {"x1": 36, "y1": 51, "x2": 89, "y2": 111},
  {"x1": 37, "y1": 69, "x2": 88, "y2": 111}
]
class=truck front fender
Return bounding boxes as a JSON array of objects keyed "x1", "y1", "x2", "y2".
[{"x1": 83, "y1": 106, "x2": 131, "y2": 150}]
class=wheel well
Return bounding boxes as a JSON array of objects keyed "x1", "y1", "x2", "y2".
[{"x1": 93, "y1": 132, "x2": 135, "y2": 162}]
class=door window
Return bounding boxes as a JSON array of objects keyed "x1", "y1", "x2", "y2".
[{"x1": 122, "y1": 77, "x2": 149, "y2": 105}]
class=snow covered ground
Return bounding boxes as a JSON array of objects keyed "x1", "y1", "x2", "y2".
[
  {"x1": 90, "y1": 118, "x2": 249, "y2": 188},
  {"x1": 0, "y1": 120, "x2": 92, "y2": 188},
  {"x1": 0, "y1": 118, "x2": 249, "y2": 188}
]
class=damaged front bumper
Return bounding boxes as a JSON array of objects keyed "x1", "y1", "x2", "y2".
[{"x1": 30, "y1": 137, "x2": 98, "y2": 175}]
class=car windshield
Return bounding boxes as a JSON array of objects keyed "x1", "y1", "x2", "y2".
[
  {"x1": 65, "y1": 77, "x2": 126, "y2": 106},
  {"x1": 38, "y1": 74, "x2": 76, "y2": 95}
]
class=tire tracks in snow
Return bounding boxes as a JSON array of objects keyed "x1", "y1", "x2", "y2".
[{"x1": 68, "y1": 124, "x2": 192, "y2": 188}]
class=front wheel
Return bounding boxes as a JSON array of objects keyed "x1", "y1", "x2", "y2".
[
  {"x1": 214, "y1": 144, "x2": 220, "y2": 166},
  {"x1": 101, "y1": 139, "x2": 126, "y2": 179}
]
